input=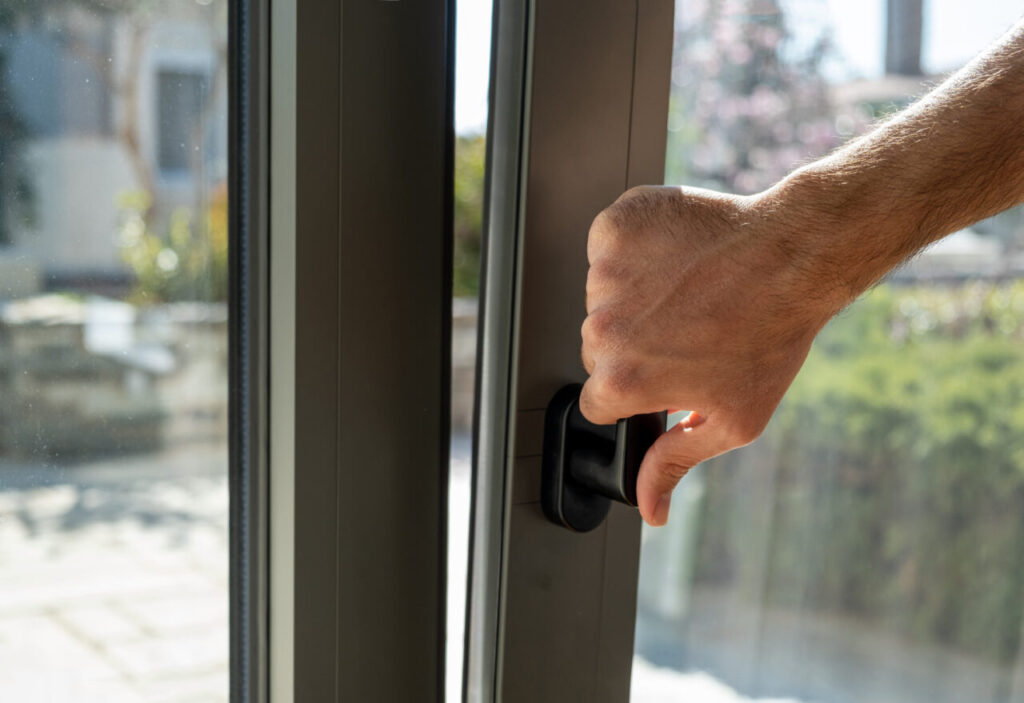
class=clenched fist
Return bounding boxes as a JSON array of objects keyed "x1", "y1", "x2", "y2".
[
  {"x1": 580, "y1": 185, "x2": 835, "y2": 527},
  {"x1": 582, "y1": 19, "x2": 1024, "y2": 527}
]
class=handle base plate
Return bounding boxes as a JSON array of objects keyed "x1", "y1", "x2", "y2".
[{"x1": 541, "y1": 384, "x2": 612, "y2": 532}]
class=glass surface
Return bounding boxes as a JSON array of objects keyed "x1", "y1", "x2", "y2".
[
  {"x1": 448, "y1": 0, "x2": 491, "y2": 700},
  {"x1": 0, "y1": 2, "x2": 229, "y2": 700},
  {"x1": 632, "y1": 2, "x2": 1024, "y2": 702},
  {"x1": 157, "y1": 70, "x2": 209, "y2": 174}
]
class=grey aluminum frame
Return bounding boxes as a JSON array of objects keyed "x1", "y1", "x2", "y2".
[
  {"x1": 229, "y1": 0, "x2": 270, "y2": 700},
  {"x1": 466, "y1": 0, "x2": 674, "y2": 701},
  {"x1": 268, "y1": 0, "x2": 455, "y2": 700}
]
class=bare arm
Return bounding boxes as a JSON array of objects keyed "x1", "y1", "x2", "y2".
[
  {"x1": 580, "y1": 20, "x2": 1024, "y2": 527},
  {"x1": 772, "y1": 18, "x2": 1024, "y2": 311}
]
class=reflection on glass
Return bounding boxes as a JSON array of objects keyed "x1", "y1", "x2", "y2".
[
  {"x1": 633, "y1": 2, "x2": 1024, "y2": 702},
  {"x1": 0, "y1": 2, "x2": 229, "y2": 700},
  {"x1": 447, "y1": 0, "x2": 492, "y2": 699}
]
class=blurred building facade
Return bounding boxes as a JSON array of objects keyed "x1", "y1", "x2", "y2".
[{"x1": 0, "y1": 2, "x2": 227, "y2": 297}]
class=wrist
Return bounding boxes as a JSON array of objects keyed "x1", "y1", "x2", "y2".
[{"x1": 751, "y1": 165, "x2": 903, "y2": 315}]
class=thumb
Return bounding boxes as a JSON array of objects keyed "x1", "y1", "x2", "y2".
[{"x1": 635, "y1": 413, "x2": 730, "y2": 527}]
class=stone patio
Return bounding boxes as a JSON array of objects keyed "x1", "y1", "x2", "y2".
[
  {"x1": 0, "y1": 439, "x2": 477, "y2": 703},
  {"x1": 0, "y1": 446, "x2": 229, "y2": 702},
  {"x1": 0, "y1": 436, "x2": 739, "y2": 703}
]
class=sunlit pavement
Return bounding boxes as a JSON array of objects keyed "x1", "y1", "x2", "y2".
[
  {"x1": 0, "y1": 437, "x2": 749, "y2": 703},
  {"x1": 0, "y1": 440, "x2": 475, "y2": 703},
  {"x1": 447, "y1": 436, "x2": 472, "y2": 703},
  {"x1": 631, "y1": 659, "x2": 809, "y2": 703},
  {"x1": 0, "y1": 446, "x2": 229, "y2": 703}
]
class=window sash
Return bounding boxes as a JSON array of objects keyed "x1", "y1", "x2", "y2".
[
  {"x1": 267, "y1": 1, "x2": 454, "y2": 700},
  {"x1": 229, "y1": 0, "x2": 269, "y2": 701},
  {"x1": 465, "y1": 1, "x2": 674, "y2": 700}
]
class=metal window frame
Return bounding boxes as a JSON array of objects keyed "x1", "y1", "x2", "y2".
[
  {"x1": 267, "y1": 0, "x2": 456, "y2": 700},
  {"x1": 463, "y1": 0, "x2": 533, "y2": 698},
  {"x1": 229, "y1": 0, "x2": 269, "y2": 699},
  {"x1": 465, "y1": 1, "x2": 674, "y2": 700}
]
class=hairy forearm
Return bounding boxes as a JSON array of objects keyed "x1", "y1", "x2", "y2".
[
  {"x1": 761, "y1": 19, "x2": 1024, "y2": 311},
  {"x1": 582, "y1": 21, "x2": 1024, "y2": 524}
]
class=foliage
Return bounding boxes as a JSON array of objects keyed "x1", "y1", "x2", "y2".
[
  {"x1": 454, "y1": 134, "x2": 485, "y2": 297},
  {"x1": 657, "y1": 5, "x2": 1024, "y2": 663},
  {"x1": 693, "y1": 281, "x2": 1024, "y2": 664},
  {"x1": 117, "y1": 186, "x2": 228, "y2": 304}
]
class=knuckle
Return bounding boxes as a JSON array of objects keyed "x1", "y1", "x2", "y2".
[
  {"x1": 590, "y1": 207, "x2": 613, "y2": 232},
  {"x1": 587, "y1": 258, "x2": 625, "y2": 285},
  {"x1": 586, "y1": 375, "x2": 617, "y2": 408},
  {"x1": 580, "y1": 349, "x2": 594, "y2": 374},
  {"x1": 617, "y1": 185, "x2": 653, "y2": 203},
  {"x1": 589, "y1": 208, "x2": 619, "y2": 243},
  {"x1": 588, "y1": 213, "x2": 624, "y2": 258},
  {"x1": 583, "y1": 361, "x2": 646, "y2": 422},
  {"x1": 602, "y1": 361, "x2": 642, "y2": 401},
  {"x1": 584, "y1": 265, "x2": 602, "y2": 301},
  {"x1": 579, "y1": 383, "x2": 611, "y2": 423},
  {"x1": 581, "y1": 308, "x2": 619, "y2": 347},
  {"x1": 609, "y1": 186, "x2": 661, "y2": 226}
]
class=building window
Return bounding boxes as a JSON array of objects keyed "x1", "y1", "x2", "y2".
[{"x1": 157, "y1": 69, "x2": 208, "y2": 174}]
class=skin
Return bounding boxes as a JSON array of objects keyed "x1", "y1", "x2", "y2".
[{"x1": 580, "y1": 19, "x2": 1024, "y2": 527}]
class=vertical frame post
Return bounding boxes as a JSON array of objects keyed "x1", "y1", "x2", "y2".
[
  {"x1": 270, "y1": 0, "x2": 455, "y2": 699},
  {"x1": 230, "y1": 0, "x2": 269, "y2": 699},
  {"x1": 467, "y1": 1, "x2": 673, "y2": 700}
]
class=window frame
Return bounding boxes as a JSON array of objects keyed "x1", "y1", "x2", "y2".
[
  {"x1": 229, "y1": 0, "x2": 269, "y2": 700},
  {"x1": 465, "y1": 0, "x2": 674, "y2": 700},
  {"x1": 265, "y1": 0, "x2": 455, "y2": 701}
]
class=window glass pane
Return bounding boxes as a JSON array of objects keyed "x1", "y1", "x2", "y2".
[
  {"x1": 449, "y1": 0, "x2": 492, "y2": 699},
  {"x1": 157, "y1": 70, "x2": 209, "y2": 174},
  {"x1": 0, "y1": 1, "x2": 229, "y2": 700},
  {"x1": 633, "y1": 2, "x2": 1024, "y2": 702}
]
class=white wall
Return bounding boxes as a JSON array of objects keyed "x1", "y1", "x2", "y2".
[
  {"x1": 6, "y1": 8, "x2": 228, "y2": 281},
  {"x1": 16, "y1": 136, "x2": 136, "y2": 274}
]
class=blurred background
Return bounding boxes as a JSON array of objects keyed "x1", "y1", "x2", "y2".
[
  {"x1": 3, "y1": 0, "x2": 1023, "y2": 701},
  {"x1": 631, "y1": 2, "x2": 1024, "y2": 702},
  {"x1": 0, "y1": 1, "x2": 229, "y2": 701}
]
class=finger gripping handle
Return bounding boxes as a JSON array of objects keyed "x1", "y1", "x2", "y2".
[{"x1": 541, "y1": 384, "x2": 666, "y2": 532}]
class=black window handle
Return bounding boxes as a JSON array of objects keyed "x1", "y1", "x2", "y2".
[{"x1": 541, "y1": 384, "x2": 666, "y2": 532}]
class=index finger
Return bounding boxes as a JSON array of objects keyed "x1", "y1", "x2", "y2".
[{"x1": 579, "y1": 373, "x2": 640, "y2": 426}]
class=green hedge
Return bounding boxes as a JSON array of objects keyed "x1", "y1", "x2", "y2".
[{"x1": 693, "y1": 281, "x2": 1024, "y2": 664}]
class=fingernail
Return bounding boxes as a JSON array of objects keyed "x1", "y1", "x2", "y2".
[{"x1": 653, "y1": 492, "x2": 672, "y2": 526}]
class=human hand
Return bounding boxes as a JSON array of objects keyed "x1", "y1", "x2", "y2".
[{"x1": 580, "y1": 185, "x2": 834, "y2": 526}]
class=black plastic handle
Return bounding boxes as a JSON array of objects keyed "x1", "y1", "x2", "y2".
[{"x1": 541, "y1": 384, "x2": 666, "y2": 532}]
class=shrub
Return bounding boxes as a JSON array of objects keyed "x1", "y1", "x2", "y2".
[
  {"x1": 117, "y1": 186, "x2": 228, "y2": 304},
  {"x1": 693, "y1": 282, "x2": 1024, "y2": 664}
]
